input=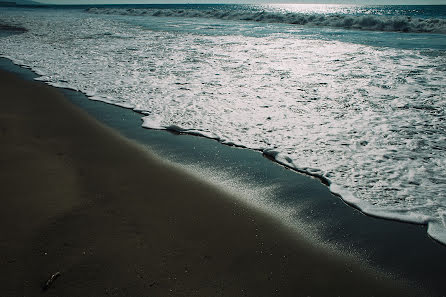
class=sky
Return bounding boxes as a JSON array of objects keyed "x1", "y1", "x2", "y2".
[{"x1": 35, "y1": 0, "x2": 446, "y2": 4}]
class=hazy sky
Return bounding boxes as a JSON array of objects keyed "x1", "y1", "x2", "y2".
[{"x1": 36, "y1": 0, "x2": 446, "y2": 5}]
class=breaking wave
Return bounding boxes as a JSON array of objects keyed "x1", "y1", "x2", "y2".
[{"x1": 86, "y1": 7, "x2": 446, "y2": 34}]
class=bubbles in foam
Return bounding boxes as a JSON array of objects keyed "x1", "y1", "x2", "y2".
[{"x1": 1, "y1": 7, "x2": 446, "y2": 244}]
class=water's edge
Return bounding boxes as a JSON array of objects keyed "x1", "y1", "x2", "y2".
[
  {"x1": 2, "y1": 7, "x2": 445, "y2": 246},
  {"x1": 2, "y1": 57, "x2": 446, "y2": 296},
  {"x1": 3, "y1": 51, "x2": 445, "y2": 245}
]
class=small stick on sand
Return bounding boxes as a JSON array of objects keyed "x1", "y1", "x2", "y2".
[{"x1": 42, "y1": 272, "x2": 61, "y2": 292}]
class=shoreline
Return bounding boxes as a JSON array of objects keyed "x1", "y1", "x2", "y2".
[
  {"x1": 2, "y1": 57, "x2": 446, "y2": 296},
  {"x1": 3, "y1": 56, "x2": 444, "y2": 245},
  {"x1": 0, "y1": 64, "x2": 428, "y2": 296},
  {"x1": 2, "y1": 47, "x2": 445, "y2": 247}
]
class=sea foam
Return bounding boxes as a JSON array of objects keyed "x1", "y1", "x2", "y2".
[
  {"x1": 1, "y1": 7, "x2": 446, "y2": 245},
  {"x1": 86, "y1": 7, "x2": 446, "y2": 34}
]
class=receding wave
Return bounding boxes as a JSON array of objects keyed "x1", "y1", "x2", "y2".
[
  {"x1": 3, "y1": 7, "x2": 446, "y2": 245},
  {"x1": 86, "y1": 7, "x2": 446, "y2": 34}
]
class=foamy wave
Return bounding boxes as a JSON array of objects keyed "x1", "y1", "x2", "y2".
[
  {"x1": 141, "y1": 121, "x2": 446, "y2": 245},
  {"x1": 86, "y1": 7, "x2": 446, "y2": 34},
  {"x1": 3, "y1": 7, "x2": 446, "y2": 246},
  {"x1": 263, "y1": 149, "x2": 446, "y2": 245}
]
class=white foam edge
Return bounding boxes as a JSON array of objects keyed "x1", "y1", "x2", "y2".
[
  {"x1": 0, "y1": 55, "x2": 137, "y2": 109},
  {"x1": 0, "y1": 53, "x2": 324, "y2": 247},
  {"x1": 138, "y1": 127, "x2": 446, "y2": 246},
  {"x1": 89, "y1": 95, "x2": 135, "y2": 109},
  {"x1": 2, "y1": 54, "x2": 445, "y2": 245},
  {"x1": 329, "y1": 184, "x2": 446, "y2": 246},
  {"x1": 142, "y1": 116, "x2": 260, "y2": 150},
  {"x1": 142, "y1": 117, "x2": 225, "y2": 141},
  {"x1": 428, "y1": 221, "x2": 446, "y2": 245},
  {"x1": 265, "y1": 149, "x2": 446, "y2": 245}
]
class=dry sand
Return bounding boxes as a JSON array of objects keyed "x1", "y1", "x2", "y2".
[{"x1": 0, "y1": 70, "x2": 420, "y2": 296}]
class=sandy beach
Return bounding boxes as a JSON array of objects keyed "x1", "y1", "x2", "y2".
[{"x1": 0, "y1": 69, "x2": 422, "y2": 296}]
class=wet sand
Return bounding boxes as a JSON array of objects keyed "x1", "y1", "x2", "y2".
[{"x1": 0, "y1": 69, "x2": 420, "y2": 296}]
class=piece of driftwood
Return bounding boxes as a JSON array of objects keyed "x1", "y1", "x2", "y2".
[{"x1": 42, "y1": 272, "x2": 61, "y2": 292}]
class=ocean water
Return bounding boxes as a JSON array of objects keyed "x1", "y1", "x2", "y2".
[{"x1": 1, "y1": 4, "x2": 445, "y2": 244}]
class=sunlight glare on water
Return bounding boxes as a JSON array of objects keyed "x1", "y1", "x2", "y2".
[
  {"x1": 0, "y1": 6, "x2": 445, "y2": 243},
  {"x1": 261, "y1": 4, "x2": 363, "y2": 15}
]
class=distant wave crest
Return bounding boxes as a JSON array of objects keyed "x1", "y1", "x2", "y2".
[{"x1": 86, "y1": 7, "x2": 446, "y2": 34}]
